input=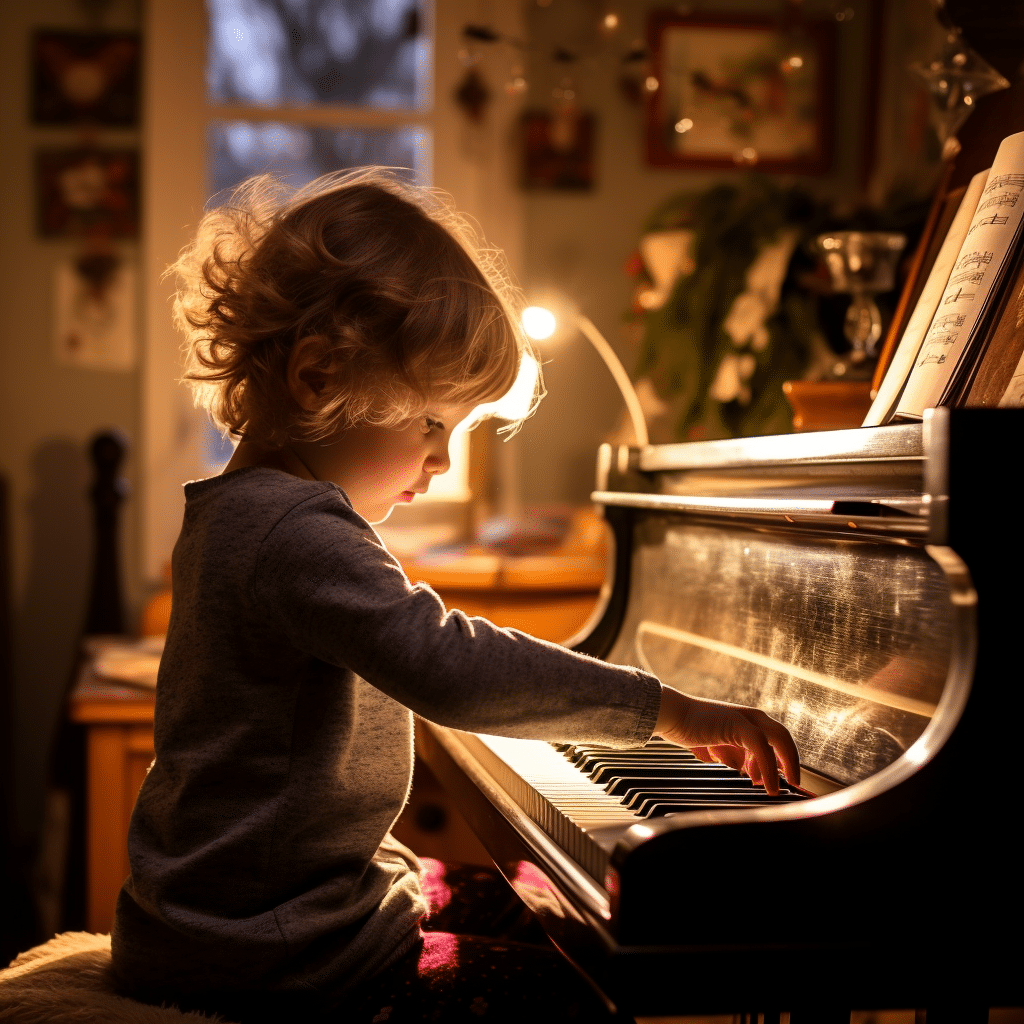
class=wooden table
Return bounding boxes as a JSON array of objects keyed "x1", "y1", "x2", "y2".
[
  {"x1": 67, "y1": 659, "x2": 156, "y2": 934},
  {"x1": 399, "y1": 551, "x2": 605, "y2": 643},
  {"x1": 69, "y1": 554, "x2": 604, "y2": 933}
]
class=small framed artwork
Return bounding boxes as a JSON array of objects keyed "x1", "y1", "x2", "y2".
[
  {"x1": 521, "y1": 109, "x2": 596, "y2": 190},
  {"x1": 35, "y1": 148, "x2": 140, "y2": 239},
  {"x1": 32, "y1": 31, "x2": 141, "y2": 125},
  {"x1": 646, "y1": 13, "x2": 835, "y2": 174}
]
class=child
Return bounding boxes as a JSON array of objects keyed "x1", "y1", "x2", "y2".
[{"x1": 111, "y1": 169, "x2": 799, "y2": 1023}]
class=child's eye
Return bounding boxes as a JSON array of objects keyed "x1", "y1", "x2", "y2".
[{"x1": 422, "y1": 417, "x2": 444, "y2": 433}]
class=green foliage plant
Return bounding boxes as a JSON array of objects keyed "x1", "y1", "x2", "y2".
[{"x1": 634, "y1": 176, "x2": 822, "y2": 441}]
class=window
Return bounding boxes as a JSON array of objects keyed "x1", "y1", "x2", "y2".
[{"x1": 143, "y1": 0, "x2": 526, "y2": 581}]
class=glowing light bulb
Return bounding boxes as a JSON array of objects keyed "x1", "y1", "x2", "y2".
[{"x1": 521, "y1": 305, "x2": 556, "y2": 340}]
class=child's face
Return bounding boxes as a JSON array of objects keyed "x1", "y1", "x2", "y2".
[{"x1": 302, "y1": 402, "x2": 477, "y2": 524}]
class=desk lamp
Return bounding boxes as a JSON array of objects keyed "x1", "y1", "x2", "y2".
[{"x1": 521, "y1": 305, "x2": 649, "y2": 448}]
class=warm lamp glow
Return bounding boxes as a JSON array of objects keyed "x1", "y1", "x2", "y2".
[
  {"x1": 521, "y1": 305, "x2": 556, "y2": 341},
  {"x1": 473, "y1": 353, "x2": 541, "y2": 425},
  {"x1": 518, "y1": 303, "x2": 649, "y2": 447}
]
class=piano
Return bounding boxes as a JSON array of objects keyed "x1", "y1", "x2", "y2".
[{"x1": 416, "y1": 407, "x2": 1024, "y2": 1022}]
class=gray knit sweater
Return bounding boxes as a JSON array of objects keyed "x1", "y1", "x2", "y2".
[{"x1": 111, "y1": 468, "x2": 661, "y2": 1003}]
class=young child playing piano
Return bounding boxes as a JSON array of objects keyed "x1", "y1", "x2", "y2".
[{"x1": 111, "y1": 169, "x2": 800, "y2": 1023}]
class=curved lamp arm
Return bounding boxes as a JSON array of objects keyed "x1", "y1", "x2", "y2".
[{"x1": 575, "y1": 315, "x2": 649, "y2": 448}]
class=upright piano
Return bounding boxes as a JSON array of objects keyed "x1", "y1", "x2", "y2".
[{"x1": 417, "y1": 408, "x2": 1023, "y2": 1021}]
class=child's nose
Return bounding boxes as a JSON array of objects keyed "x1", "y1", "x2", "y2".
[{"x1": 425, "y1": 446, "x2": 451, "y2": 475}]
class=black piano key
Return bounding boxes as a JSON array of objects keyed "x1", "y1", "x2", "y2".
[
  {"x1": 574, "y1": 753, "x2": 716, "y2": 774},
  {"x1": 616, "y1": 783, "x2": 792, "y2": 805},
  {"x1": 592, "y1": 765, "x2": 738, "y2": 787},
  {"x1": 628, "y1": 791, "x2": 807, "y2": 815},
  {"x1": 556, "y1": 741, "x2": 810, "y2": 820}
]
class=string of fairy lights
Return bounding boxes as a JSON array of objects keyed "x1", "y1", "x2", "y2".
[{"x1": 453, "y1": 0, "x2": 1007, "y2": 170}]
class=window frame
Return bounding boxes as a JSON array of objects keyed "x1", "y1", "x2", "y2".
[{"x1": 141, "y1": 0, "x2": 526, "y2": 582}]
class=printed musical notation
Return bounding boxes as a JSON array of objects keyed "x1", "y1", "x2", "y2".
[
  {"x1": 955, "y1": 250, "x2": 994, "y2": 270},
  {"x1": 931, "y1": 313, "x2": 966, "y2": 331},
  {"x1": 983, "y1": 172, "x2": 1024, "y2": 191},
  {"x1": 978, "y1": 192, "x2": 1020, "y2": 212},
  {"x1": 968, "y1": 215, "x2": 1010, "y2": 235},
  {"x1": 872, "y1": 131, "x2": 1024, "y2": 423},
  {"x1": 950, "y1": 270, "x2": 985, "y2": 286},
  {"x1": 913, "y1": 158, "x2": 1024, "y2": 372}
]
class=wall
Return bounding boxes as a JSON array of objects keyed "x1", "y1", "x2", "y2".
[
  {"x1": 507, "y1": 0, "x2": 911, "y2": 505},
  {"x1": 0, "y1": 0, "x2": 957, "y2": 913},
  {"x1": 0, "y1": 0, "x2": 143, "y2": 852}
]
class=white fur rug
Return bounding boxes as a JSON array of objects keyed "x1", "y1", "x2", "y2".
[{"x1": 0, "y1": 932, "x2": 233, "y2": 1023}]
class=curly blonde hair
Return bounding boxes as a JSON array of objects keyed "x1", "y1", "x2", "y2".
[{"x1": 168, "y1": 168, "x2": 541, "y2": 446}]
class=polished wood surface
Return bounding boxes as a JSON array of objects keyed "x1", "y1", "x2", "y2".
[
  {"x1": 782, "y1": 379, "x2": 873, "y2": 431},
  {"x1": 68, "y1": 664, "x2": 155, "y2": 934},
  {"x1": 401, "y1": 551, "x2": 604, "y2": 643}
]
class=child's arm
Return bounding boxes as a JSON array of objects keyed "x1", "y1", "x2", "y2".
[{"x1": 654, "y1": 686, "x2": 801, "y2": 796}]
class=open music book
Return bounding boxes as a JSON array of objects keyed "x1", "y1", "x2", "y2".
[{"x1": 864, "y1": 131, "x2": 1024, "y2": 425}]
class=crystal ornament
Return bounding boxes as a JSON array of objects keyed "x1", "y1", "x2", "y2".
[
  {"x1": 911, "y1": 29, "x2": 1009, "y2": 159},
  {"x1": 817, "y1": 231, "x2": 906, "y2": 379}
]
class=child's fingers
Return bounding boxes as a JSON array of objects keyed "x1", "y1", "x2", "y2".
[
  {"x1": 743, "y1": 750, "x2": 763, "y2": 786},
  {"x1": 734, "y1": 710, "x2": 802, "y2": 793},
  {"x1": 739, "y1": 725, "x2": 781, "y2": 795},
  {"x1": 764, "y1": 718, "x2": 801, "y2": 788},
  {"x1": 716, "y1": 746, "x2": 746, "y2": 772}
]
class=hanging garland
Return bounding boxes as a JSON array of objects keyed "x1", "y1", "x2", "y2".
[{"x1": 631, "y1": 177, "x2": 824, "y2": 442}]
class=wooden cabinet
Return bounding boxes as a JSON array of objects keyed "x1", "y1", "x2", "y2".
[{"x1": 67, "y1": 673, "x2": 156, "y2": 934}]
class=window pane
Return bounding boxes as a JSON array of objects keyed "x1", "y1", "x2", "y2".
[
  {"x1": 208, "y1": 121, "x2": 429, "y2": 197},
  {"x1": 207, "y1": 0, "x2": 430, "y2": 109}
]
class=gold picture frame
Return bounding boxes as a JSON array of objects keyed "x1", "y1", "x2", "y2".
[{"x1": 646, "y1": 13, "x2": 835, "y2": 174}]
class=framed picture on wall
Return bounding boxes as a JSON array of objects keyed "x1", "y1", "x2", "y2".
[
  {"x1": 521, "y1": 109, "x2": 597, "y2": 190},
  {"x1": 32, "y1": 31, "x2": 141, "y2": 125},
  {"x1": 646, "y1": 13, "x2": 836, "y2": 174},
  {"x1": 35, "y1": 148, "x2": 139, "y2": 238}
]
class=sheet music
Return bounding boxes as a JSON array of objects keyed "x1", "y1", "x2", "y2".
[
  {"x1": 894, "y1": 131, "x2": 1024, "y2": 420},
  {"x1": 863, "y1": 170, "x2": 988, "y2": 426}
]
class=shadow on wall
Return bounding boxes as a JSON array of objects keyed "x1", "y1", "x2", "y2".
[{"x1": 13, "y1": 438, "x2": 94, "y2": 934}]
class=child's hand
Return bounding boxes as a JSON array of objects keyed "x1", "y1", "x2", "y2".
[{"x1": 654, "y1": 686, "x2": 800, "y2": 796}]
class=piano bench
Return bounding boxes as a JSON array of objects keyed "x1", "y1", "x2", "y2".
[{"x1": 0, "y1": 932, "x2": 233, "y2": 1023}]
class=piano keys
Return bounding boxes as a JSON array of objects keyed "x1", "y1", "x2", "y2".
[{"x1": 417, "y1": 407, "x2": 1024, "y2": 1021}]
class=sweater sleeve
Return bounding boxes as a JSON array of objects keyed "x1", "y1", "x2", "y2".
[{"x1": 252, "y1": 490, "x2": 661, "y2": 748}]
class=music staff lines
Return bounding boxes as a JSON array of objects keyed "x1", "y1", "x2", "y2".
[
  {"x1": 978, "y1": 192, "x2": 1020, "y2": 212},
  {"x1": 954, "y1": 250, "x2": 994, "y2": 271},
  {"x1": 968, "y1": 215, "x2": 1010, "y2": 235},
  {"x1": 983, "y1": 173, "x2": 1024, "y2": 192},
  {"x1": 950, "y1": 270, "x2": 984, "y2": 286}
]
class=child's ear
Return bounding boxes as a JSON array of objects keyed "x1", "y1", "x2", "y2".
[{"x1": 287, "y1": 336, "x2": 329, "y2": 411}]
